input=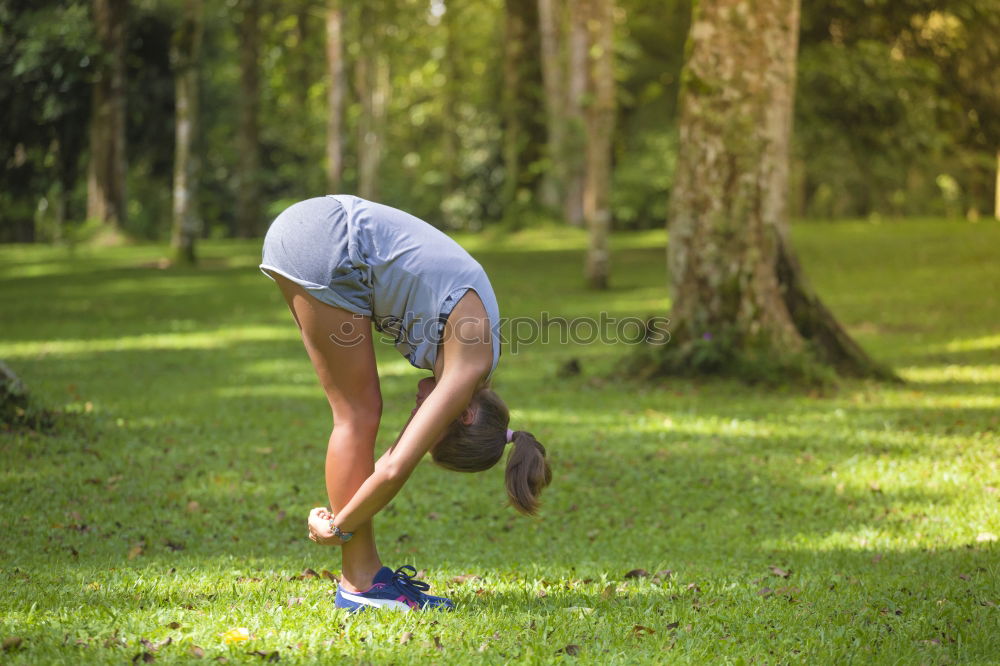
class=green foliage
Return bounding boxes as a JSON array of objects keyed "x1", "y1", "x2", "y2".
[
  {"x1": 612, "y1": 128, "x2": 677, "y2": 230},
  {"x1": 1, "y1": 220, "x2": 999, "y2": 662},
  {"x1": 796, "y1": 0, "x2": 1000, "y2": 218},
  {"x1": 0, "y1": 0, "x2": 96, "y2": 241},
  {"x1": 796, "y1": 40, "x2": 950, "y2": 218}
]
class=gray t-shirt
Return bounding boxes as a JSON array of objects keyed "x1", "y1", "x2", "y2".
[{"x1": 329, "y1": 195, "x2": 502, "y2": 379}]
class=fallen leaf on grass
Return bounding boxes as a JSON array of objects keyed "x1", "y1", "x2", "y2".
[
  {"x1": 601, "y1": 584, "x2": 616, "y2": 600},
  {"x1": 128, "y1": 542, "x2": 146, "y2": 560},
  {"x1": 451, "y1": 574, "x2": 480, "y2": 584},
  {"x1": 289, "y1": 569, "x2": 319, "y2": 581},
  {"x1": 132, "y1": 653, "x2": 156, "y2": 663},
  {"x1": 221, "y1": 628, "x2": 250, "y2": 645},
  {"x1": 399, "y1": 632, "x2": 413, "y2": 645},
  {"x1": 320, "y1": 569, "x2": 338, "y2": 582},
  {"x1": 167, "y1": 622, "x2": 181, "y2": 630},
  {"x1": 186, "y1": 501, "x2": 201, "y2": 513},
  {"x1": 685, "y1": 582, "x2": 701, "y2": 593},
  {"x1": 537, "y1": 587, "x2": 548, "y2": 598},
  {"x1": 140, "y1": 637, "x2": 172, "y2": 652},
  {"x1": 665, "y1": 621, "x2": 680, "y2": 630},
  {"x1": 556, "y1": 644, "x2": 580, "y2": 656},
  {"x1": 624, "y1": 569, "x2": 649, "y2": 580},
  {"x1": 959, "y1": 573, "x2": 970, "y2": 581},
  {"x1": 432, "y1": 636, "x2": 443, "y2": 651},
  {"x1": 769, "y1": 565, "x2": 791, "y2": 578},
  {"x1": 654, "y1": 569, "x2": 673, "y2": 580},
  {"x1": 189, "y1": 645, "x2": 205, "y2": 658},
  {"x1": 2, "y1": 637, "x2": 23, "y2": 651},
  {"x1": 632, "y1": 625, "x2": 655, "y2": 637},
  {"x1": 247, "y1": 650, "x2": 279, "y2": 662},
  {"x1": 757, "y1": 587, "x2": 774, "y2": 597},
  {"x1": 286, "y1": 597, "x2": 304, "y2": 607}
]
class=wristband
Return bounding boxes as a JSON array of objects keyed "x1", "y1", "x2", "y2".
[{"x1": 327, "y1": 518, "x2": 354, "y2": 543}]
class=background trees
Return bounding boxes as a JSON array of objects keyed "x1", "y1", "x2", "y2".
[{"x1": 1, "y1": 0, "x2": 996, "y2": 241}]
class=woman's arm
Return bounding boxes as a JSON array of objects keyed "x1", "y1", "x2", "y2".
[
  {"x1": 330, "y1": 366, "x2": 482, "y2": 534},
  {"x1": 323, "y1": 292, "x2": 495, "y2": 537}
]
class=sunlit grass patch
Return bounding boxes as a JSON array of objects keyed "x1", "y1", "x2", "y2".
[{"x1": 1, "y1": 219, "x2": 999, "y2": 663}]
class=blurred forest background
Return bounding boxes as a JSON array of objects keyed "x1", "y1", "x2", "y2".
[{"x1": 2, "y1": 0, "x2": 998, "y2": 251}]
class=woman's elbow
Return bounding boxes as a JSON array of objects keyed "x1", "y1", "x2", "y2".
[{"x1": 381, "y1": 462, "x2": 411, "y2": 486}]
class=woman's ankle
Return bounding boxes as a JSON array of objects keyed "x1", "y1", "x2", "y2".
[{"x1": 338, "y1": 562, "x2": 383, "y2": 593}]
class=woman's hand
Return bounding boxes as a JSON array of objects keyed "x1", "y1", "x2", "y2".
[{"x1": 307, "y1": 507, "x2": 341, "y2": 546}]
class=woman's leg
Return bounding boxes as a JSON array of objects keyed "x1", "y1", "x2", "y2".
[{"x1": 271, "y1": 274, "x2": 383, "y2": 592}]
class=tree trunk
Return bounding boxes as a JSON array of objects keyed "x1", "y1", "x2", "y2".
[
  {"x1": 501, "y1": 0, "x2": 546, "y2": 217},
  {"x1": 235, "y1": 0, "x2": 261, "y2": 237},
  {"x1": 87, "y1": 0, "x2": 128, "y2": 231},
  {"x1": 356, "y1": 4, "x2": 386, "y2": 201},
  {"x1": 171, "y1": 0, "x2": 204, "y2": 265},
  {"x1": 441, "y1": 0, "x2": 460, "y2": 210},
  {"x1": 582, "y1": 0, "x2": 614, "y2": 289},
  {"x1": 563, "y1": 0, "x2": 586, "y2": 226},
  {"x1": 325, "y1": 0, "x2": 345, "y2": 193},
  {"x1": 537, "y1": 0, "x2": 566, "y2": 211},
  {"x1": 995, "y1": 148, "x2": 999, "y2": 220},
  {"x1": 655, "y1": 0, "x2": 894, "y2": 381}
]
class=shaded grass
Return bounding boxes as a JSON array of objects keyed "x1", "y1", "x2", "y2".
[{"x1": 1, "y1": 219, "x2": 999, "y2": 663}]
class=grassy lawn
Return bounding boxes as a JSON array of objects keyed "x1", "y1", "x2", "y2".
[{"x1": 1, "y1": 219, "x2": 998, "y2": 664}]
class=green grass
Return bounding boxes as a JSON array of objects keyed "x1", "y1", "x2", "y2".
[{"x1": 1, "y1": 219, "x2": 998, "y2": 664}]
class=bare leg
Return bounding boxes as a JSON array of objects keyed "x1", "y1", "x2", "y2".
[{"x1": 271, "y1": 274, "x2": 383, "y2": 592}]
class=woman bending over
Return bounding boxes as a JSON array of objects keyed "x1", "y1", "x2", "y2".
[{"x1": 260, "y1": 195, "x2": 551, "y2": 612}]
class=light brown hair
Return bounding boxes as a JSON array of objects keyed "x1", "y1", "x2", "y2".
[{"x1": 431, "y1": 387, "x2": 552, "y2": 515}]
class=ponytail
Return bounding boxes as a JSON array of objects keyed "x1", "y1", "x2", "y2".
[
  {"x1": 504, "y1": 431, "x2": 552, "y2": 515},
  {"x1": 431, "y1": 388, "x2": 552, "y2": 515}
]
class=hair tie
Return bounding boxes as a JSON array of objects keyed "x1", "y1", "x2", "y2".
[{"x1": 506, "y1": 428, "x2": 515, "y2": 443}]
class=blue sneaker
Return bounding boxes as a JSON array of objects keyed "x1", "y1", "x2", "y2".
[{"x1": 334, "y1": 565, "x2": 455, "y2": 613}]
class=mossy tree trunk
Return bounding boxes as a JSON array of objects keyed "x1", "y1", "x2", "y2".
[
  {"x1": 659, "y1": 0, "x2": 895, "y2": 381},
  {"x1": 581, "y1": 0, "x2": 614, "y2": 290},
  {"x1": 235, "y1": 0, "x2": 261, "y2": 237},
  {"x1": 356, "y1": 2, "x2": 387, "y2": 202},
  {"x1": 537, "y1": 0, "x2": 566, "y2": 211},
  {"x1": 87, "y1": 0, "x2": 128, "y2": 231},
  {"x1": 501, "y1": 0, "x2": 546, "y2": 216},
  {"x1": 440, "y1": 0, "x2": 460, "y2": 212},
  {"x1": 563, "y1": 0, "x2": 587, "y2": 227},
  {"x1": 995, "y1": 148, "x2": 999, "y2": 220},
  {"x1": 170, "y1": 0, "x2": 204, "y2": 266},
  {"x1": 325, "y1": 0, "x2": 345, "y2": 193}
]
